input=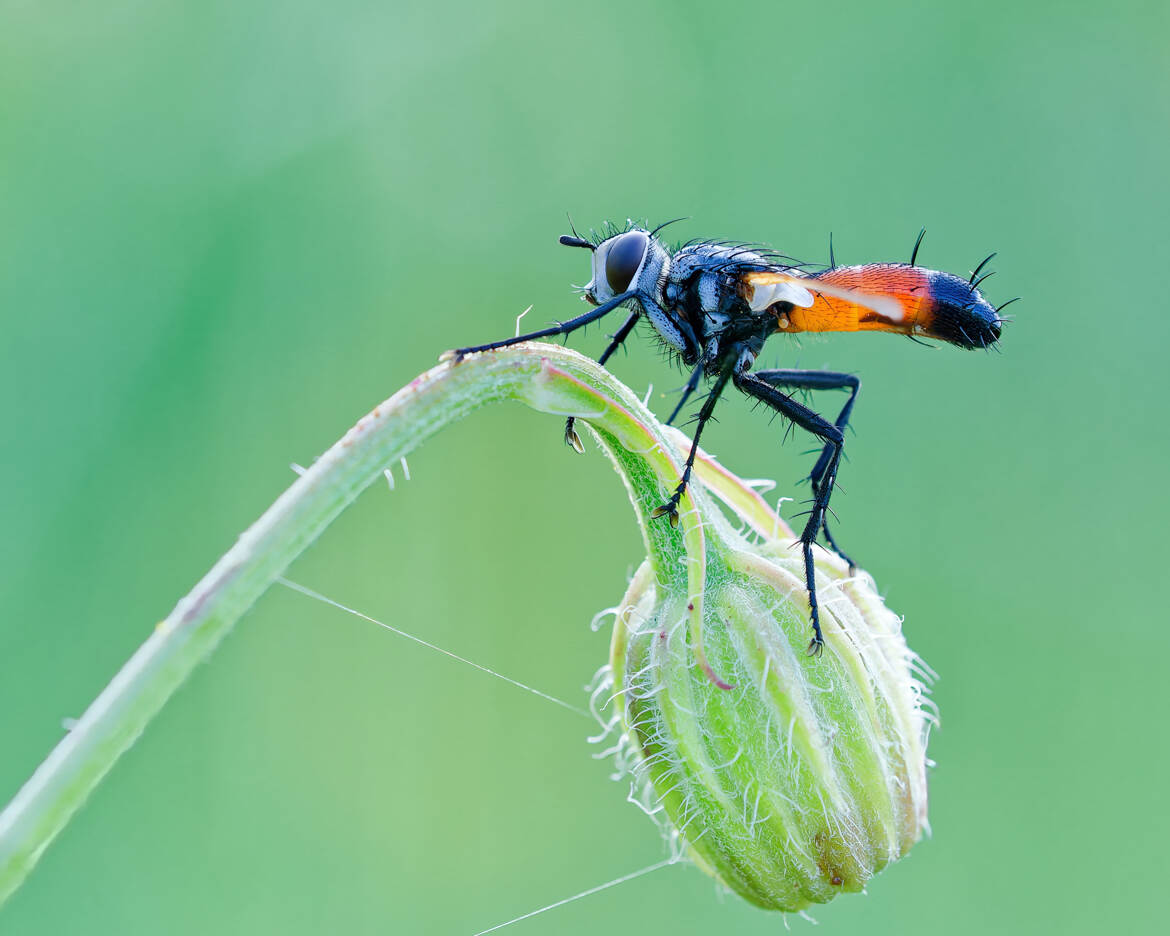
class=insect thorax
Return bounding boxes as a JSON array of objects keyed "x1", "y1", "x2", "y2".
[{"x1": 657, "y1": 242, "x2": 780, "y2": 369}]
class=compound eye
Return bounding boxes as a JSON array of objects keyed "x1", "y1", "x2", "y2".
[{"x1": 605, "y1": 231, "x2": 649, "y2": 294}]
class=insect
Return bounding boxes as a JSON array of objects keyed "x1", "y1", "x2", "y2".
[{"x1": 448, "y1": 221, "x2": 1013, "y2": 654}]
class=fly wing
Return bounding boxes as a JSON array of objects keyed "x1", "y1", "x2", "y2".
[
  {"x1": 742, "y1": 266, "x2": 924, "y2": 335},
  {"x1": 739, "y1": 273, "x2": 816, "y2": 311}
]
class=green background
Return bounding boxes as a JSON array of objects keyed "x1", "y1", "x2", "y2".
[{"x1": 2, "y1": 0, "x2": 1167, "y2": 932}]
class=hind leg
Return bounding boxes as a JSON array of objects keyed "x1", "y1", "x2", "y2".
[
  {"x1": 752, "y1": 369, "x2": 860, "y2": 571},
  {"x1": 734, "y1": 370, "x2": 848, "y2": 654}
]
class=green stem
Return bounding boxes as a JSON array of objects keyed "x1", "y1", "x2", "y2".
[{"x1": 0, "y1": 343, "x2": 696, "y2": 908}]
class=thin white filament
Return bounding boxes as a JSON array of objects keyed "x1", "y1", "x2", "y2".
[
  {"x1": 276, "y1": 577, "x2": 590, "y2": 719},
  {"x1": 514, "y1": 304, "x2": 532, "y2": 337},
  {"x1": 470, "y1": 858, "x2": 677, "y2": 935}
]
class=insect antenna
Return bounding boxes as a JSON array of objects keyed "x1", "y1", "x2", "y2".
[
  {"x1": 910, "y1": 227, "x2": 926, "y2": 265},
  {"x1": 969, "y1": 252, "x2": 997, "y2": 284},
  {"x1": 561, "y1": 212, "x2": 595, "y2": 250}
]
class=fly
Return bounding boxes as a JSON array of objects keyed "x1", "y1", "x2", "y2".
[{"x1": 447, "y1": 221, "x2": 1014, "y2": 655}]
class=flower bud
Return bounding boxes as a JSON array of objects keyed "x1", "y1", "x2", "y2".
[{"x1": 591, "y1": 434, "x2": 934, "y2": 912}]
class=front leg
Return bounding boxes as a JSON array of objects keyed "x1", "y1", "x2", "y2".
[
  {"x1": 734, "y1": 370, "x2": 846, "y2": 655},
  {"x1": 447, "y1": 290, "x2": 636, "y2": 361},
  {"x1": 650, "y1": 363, "x2": 734, "y2": 528},
  {"x1": 752, "y1": 369, "x2": 860, "y2": 569},
  {"x1": 564, "y1": 310, "x2": 641, "y2": 452}
]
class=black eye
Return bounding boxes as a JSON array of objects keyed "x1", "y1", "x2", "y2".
[{"x1": 605, "y1": 231, "x2": 649, "y2": 294}]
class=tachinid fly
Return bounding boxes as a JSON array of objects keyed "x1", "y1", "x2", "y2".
[{"x1": 448, "y1": 221, "x2": 1013, "y2": 655}]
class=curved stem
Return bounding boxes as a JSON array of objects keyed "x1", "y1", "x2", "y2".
[{"x1": 0, "y1": 343, "x2": 694, "y2": 907}]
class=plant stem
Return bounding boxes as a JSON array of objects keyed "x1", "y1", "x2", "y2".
[{"x1": 0, "y1": 344, "x2": 687, "y2": 907}]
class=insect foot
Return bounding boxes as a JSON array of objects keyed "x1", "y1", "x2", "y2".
[
  {"x1": 594, "y1": 428, "x2": 934, "y2": 913},
  {"x1": 650, "y1": 500, "x2": 680, "y2": 528},
  {"x1": 563, "y1": 417, "x2": 586, "y2": 454}
]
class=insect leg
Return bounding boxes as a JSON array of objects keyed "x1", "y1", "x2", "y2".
[
  {"x1": 650, "y1": 364, "x2": 734, "y2": 528},
  {"x1": 752, "y1": 369, "x2": 860, "y2": 569},
  {"x1": 665, "y1": 361, "x2": 705, "y2": 426},
  {"x1": 449, "y1": 290, "x2": 636, "y2": 361},
  {"x1": 564, "y1": 310, "x2": 641, "y2": 452},
  {"x1": 734, "y1": 371, "x2": 845, "y2": 655}
]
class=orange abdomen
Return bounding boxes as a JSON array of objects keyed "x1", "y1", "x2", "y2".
[
  {"x1": 774, "y1": 263, "x2": 1002, "y2": 349},
  {"x1": 782, "y1": 264, "x2": 935, "y2": 336}
]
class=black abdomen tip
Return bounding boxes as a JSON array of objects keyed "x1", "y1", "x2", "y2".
[{"x1": 927, "y1": 271, "x2": 1003, "y2": 349}]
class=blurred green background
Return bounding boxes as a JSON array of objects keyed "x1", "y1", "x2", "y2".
[{"x1": 2, "y1": 0, "x2": 1167, "y2": 932}]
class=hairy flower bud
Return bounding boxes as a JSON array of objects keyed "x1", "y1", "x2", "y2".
[
  {"x1": 476, "y1": 347, "x2": 930, "y2": 912},
  {"x1": 590, "y1": 428, "x2": 934, "y2": 913}
]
